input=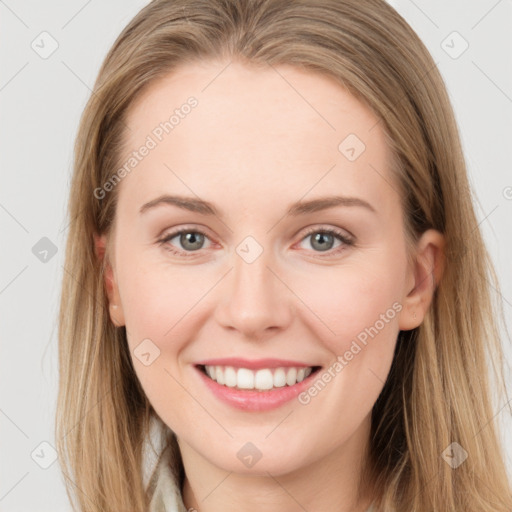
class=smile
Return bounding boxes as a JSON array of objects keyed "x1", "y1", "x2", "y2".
[
  {"x1": 201, "y1": 365, "x2": 315, "y2": 391},
  {"x1": 194, "y1": 359, "x2": 322, "y2": 411}
]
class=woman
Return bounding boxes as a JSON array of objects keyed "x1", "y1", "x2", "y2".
[{"x1": 56, "y1": 1, "x2": 512, "y2": 511}]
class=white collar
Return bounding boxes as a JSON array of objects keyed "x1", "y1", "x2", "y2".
[{"x1": 148, "y1": 443, "x2": 188, "y2": 512}]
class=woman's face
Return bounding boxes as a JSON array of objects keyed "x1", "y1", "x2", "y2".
[{"x1": 98, "y1": 60, "x2": 438, "y2": 476}]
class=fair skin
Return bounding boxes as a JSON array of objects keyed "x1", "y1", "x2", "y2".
[{"x1": 95, "y1": 60, "x2": 444, "y2": 512}]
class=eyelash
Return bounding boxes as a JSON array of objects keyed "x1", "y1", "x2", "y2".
[{"x1": 157, "y1": 226, "x2": 355, "y2": 258}]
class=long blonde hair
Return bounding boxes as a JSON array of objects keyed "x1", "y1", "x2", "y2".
[{"x1": 56, "y1": 0, "x2": 512, "y2": 510}]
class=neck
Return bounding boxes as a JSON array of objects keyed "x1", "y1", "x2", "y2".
[{"x1": 179, "y1": 416, "x2": 374, "y2": 512}]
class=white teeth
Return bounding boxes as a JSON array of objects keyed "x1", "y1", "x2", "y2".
[
  {"x1": 215, "y1": 365, "x2": 225, "y2": 385},
  {"x1": 273, "y1": 368, "x2": 286, "y2": 388},
  {"x1": 254, "y1": 369, "x2": 273, "y2": 390},
  {"x1": 203, "y1": 365, "x2": 315, "y2": 390},
  {"x1": 237, "y1": 368, "x2": 254, "y2": 389},
  {"x1": 285, "y1": 367, "x2": 297, "y2": 386},
  {"x1": 224, "y1": 366, "x2": 237, "y2": 387}
]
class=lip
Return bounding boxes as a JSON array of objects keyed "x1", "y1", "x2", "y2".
[
  {"x1": 194, "y1": 357, "x2": 315, "y2": 370},
  {"x1": 194, "y1": 363, "x2": 321, "y2": 412}
]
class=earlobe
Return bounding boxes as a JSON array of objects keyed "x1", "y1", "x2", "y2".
[
  {"x1": 398, "y1": 229, "x2": 445, "y2": 331},
  {"x1": 93, "y1": 232, "x2": 126, "y2": 327},
  {"x1": 108, "y1": 302, "x2": 125, "y2": 327}
]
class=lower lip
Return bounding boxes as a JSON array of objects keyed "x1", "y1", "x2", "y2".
[{"x1": 195, "y1": 366, "x2": 320, "y2": 412}]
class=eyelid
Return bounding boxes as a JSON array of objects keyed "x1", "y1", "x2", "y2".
[
  {"x1": 157, "y1": 225, "x2": 214, "y2": 257},
  {"x1": 299, "y1": 224, "x2": 354, "y2": 243},
  {"x1": 294, "y1": 225, "x2": 355, "y2": 257},
  {"x1": 156, "y1": 223, "x2": 212, "y2": 240}
]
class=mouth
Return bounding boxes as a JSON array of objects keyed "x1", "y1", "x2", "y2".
[{"x1": 196, "y1": 364, "x2": 322, "y2": 392}]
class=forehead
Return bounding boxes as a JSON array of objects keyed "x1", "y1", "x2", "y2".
[{"x1": 117, "y1": 60, "x2": 399, "y2": 218}]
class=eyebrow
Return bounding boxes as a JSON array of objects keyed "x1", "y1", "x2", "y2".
[{"x1": 139, "y1": 194, "x2": 376, "y2": 217}]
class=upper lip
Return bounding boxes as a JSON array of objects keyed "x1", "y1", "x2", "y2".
[{"x1": 195, "y1": 358, "x2": 320, "y2": 370}]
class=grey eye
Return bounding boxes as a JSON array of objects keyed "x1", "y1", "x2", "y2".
[
  {"x1": 179, "y1": 232, "x2": 205, "y2": 251},
  {"x1": 309, "y1": 232, "x2": 336, "y2": 252}
]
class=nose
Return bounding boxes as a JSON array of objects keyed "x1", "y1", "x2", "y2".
[{"x1": 214, "y1": 245, "x2": 294, "y2": 339}]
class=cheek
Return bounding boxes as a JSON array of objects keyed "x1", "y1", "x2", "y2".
[
  {"x1": 117, "y1": 262, "x2": 206, "y2": 424},
  {"x1": 296, "y1": 254, "x2": 406, "y2": 355},
  {"x1": 119, "y1": 258, "x2": 204, "y2": 341},
  {"x1": 290, "y1": 259, "x2": 405, "y2": 424}
]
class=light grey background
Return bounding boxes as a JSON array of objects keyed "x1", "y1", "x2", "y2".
[{"x1": 1, "y1": 1, "x2": 511, "y2": 510}]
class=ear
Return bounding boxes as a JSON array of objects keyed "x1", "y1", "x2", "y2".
[
  {"x1": 94, "y1": 232, "x2": 125, "y2": 327},
  {"x1": 398, "y1": 229, "x2": 445, "y2": 331}
]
